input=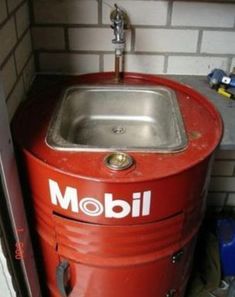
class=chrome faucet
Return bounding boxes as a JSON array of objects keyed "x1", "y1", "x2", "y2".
[{"x1": 110, "y1": 4, "x2": 127, "y2": 82}]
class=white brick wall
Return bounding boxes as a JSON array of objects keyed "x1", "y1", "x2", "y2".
[
  {"x1": 15, "y1": 31, "x2": 32, "y2": 74},
  {"x1": 215, "y1": 150, "x2": 235, "y2": 160},
  {"x1": 172, "y1": 2, "x2": 235, "y2": 28},
  {"x1": 0, "y1": 0, "x2": 7, "y2": 24},
  {"x1": 135, "y1": 29, "x2": 199, "y2": 53},
  {"x1": 208, "y1": 151, "x2": 235, "y2": 210},
  {"x1": 31, "y1": 0, "x2": 235, "y2": 75},
  {"x1": 207, "y1": 193, "x2": 227, "y2": 207},
  {"x1": 7, "y1": 0, "x2": 24, "y2": 13},
  {"x1": 6, "y1": 77, "x2": 25, "y2": 120},
  {"x1": 212, "y1": 161, "x2": 235, "y2": 177},
  {"x1": 15, "y1": 2, "x2": 30, "y2": 38},
  {"x1": 210, "y1": 177, "x2": 235, "y2": 192},
  {"x1": 231, "y1": 59, "x2": 235, "y2": 72},
  {"x1": 39, "y1": 53, "x2": 100, "y2": 74},
  {"x1": 227, "y1": 194, "x2": 235, "y2": 207},
  {"x1": 104, "y1": 54, "x2": 165, "y2": 74},
  {"x1": 33, "y1": 27, "x2": 65, "y2": 50},
  {"x1": 167, "y1": 56, "x2": 229, "y2": 75},
  {"x1": 201, "y1": 31, "x2": 235, "y2": 55},
  {"x1": 0, "y1": 17, "x2": 17, "y2": 66},
  {"x1": 0, "y1": 0, "x2": 35, "y2": 123},
  {"x1": 69, "y1": 28, "x2": 131, "y2": 51},
  {"x1": 23, "y1": 55, "x2": 35, "y2": 90},
  {"x1": 33, "y1": 0, "x2": 98, "y2": 24},
  {"x1": 1, "y1": 55, "x2": 17, "y2": 98},
  {"x1": 102, "y1": 0, "x2": 169, "y2": 26}
]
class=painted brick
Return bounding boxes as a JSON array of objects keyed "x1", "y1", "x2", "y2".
[
  {"x1": 15, "y1": 2, "x2": 30, "y2": 38},
  {"x1": 1, "y1": 55, "x2": 17, "y2": 98},
  {"x1": 201, "y1": 31, "x2": 235, "y2": 54},
  {"x1": 102, "y1": 0, "x2": 168, "y2": 26},
  {"x1": 215, "y1": 150, "x2": 235, "y2": 160},
  {"x1": 0, "y1": 0, "x2": 7, "y2": 24},
  {"x1": 172, "y1": 2, "x2": 235, "y2": 28},
  {"x1": 15, "y1": 31, "x2": 32, "y2": 74},
  {"x1": 167, "y1": 56, "x2": 228, "y2": 75},
  {"x1": 32, "y1": 27, "x2": 65, "y2": 50},
  {"x1": 211, "y1": 161, "x2": 235, "y2": 176},
  {"x1": 69, "y1": 28, "x2": 131, "y2": 52},
  {"x1": 0, "y1": 17, "x2": 17, "y2": 66},
  {"x1": 135, "y1": 29, "x2": 198, "y2": 53},
  {"x1": 23, "y1": 56, "x2": 35, "y2": 91},
  {"x1": 103, "y1": 54, "x2": 165, "y2": 74},
  {"x1": 34, "y1": 0, "x2": 98, "y2": 24},
  {"x1": 6, "y1": 77, "x2": 24, "y2": 120},
  {"x1": 207, "y1": 193, "x2": 227, "y2": 206},
  {"x1": 7, "y1": 0, "x2": 23, "y2": 13},
  {"x1": 39, "y1": 53, "x2": 100, "y2": 74},
  {"x1": 209, "y1": 177, "x2": 235, "y2": 192},
  {"x1": 227, "y1": 194, "x2": 235, "y2": 206}
]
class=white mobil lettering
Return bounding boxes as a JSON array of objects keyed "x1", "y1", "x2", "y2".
[
  {"x1": 49, "y1": 179, "x2": 79, "y2": 212},
  {"x1": 49, "y1": 179, "x2": 151, "y2": 218}
]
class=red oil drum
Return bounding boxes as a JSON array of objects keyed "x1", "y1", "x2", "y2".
[{"x1": 12, "y1": 73, "x2": 222, "y2": 297}]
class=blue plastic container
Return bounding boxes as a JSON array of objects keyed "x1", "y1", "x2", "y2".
[{"x1": 217, "y1": 219, "x2": 235, "y2": 277}]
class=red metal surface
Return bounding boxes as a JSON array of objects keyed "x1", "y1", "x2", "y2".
[{"x1": 12, "y1": 73, "x2": 223, "y2": 297}]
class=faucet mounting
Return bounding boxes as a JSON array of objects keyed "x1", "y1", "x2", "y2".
[{"x1": 110, "y1": 4, "x2": 128, "y2": 82}]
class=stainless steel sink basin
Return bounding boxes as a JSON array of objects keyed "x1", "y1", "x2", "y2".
[{"x1": 46, "y1": 85, "x2": 188, "y2": 152}]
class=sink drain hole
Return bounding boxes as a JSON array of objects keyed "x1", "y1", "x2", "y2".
[{"x1": 112, "y1": 126, "x2": 126, "y2": 134}]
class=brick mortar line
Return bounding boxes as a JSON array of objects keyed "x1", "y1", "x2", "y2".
[
  {"x1": 100, "y1": 53, "x2": 104, "y2": 72},
  {"x1": 214, "y1": 160, "x2": 235, "y2": 162},
  {"x1": 5, "y1": 52, "x2": 34, "y2": 103},
  {"x1": 215, "y1": 158, "x2": 235, "y2": 161},
  {"x1": 224, "y1": 193, "x2": 230, "y2": 208},
  {"x1": 211, "y1": 175, "x2": 235, "y2": 177},
  {"x1": 98, "y1": 0, "x2": 102, "y2": 25},
  {"x1": 163, "y1": 54, "x2": 168, "y2": 74},
  {"x1": 130, "y1": 27, "x2": 135, "y2": 53},
  {"x1": 64, "y1": 27, "x2": 69, "y2": 51},
  {"x1": 4, "y1": 0, "x2": 9, "y2": 15},
  {"x1": 166, "y1": 1, "x2": 172, "y2": 27},
  {"x1": 31, "y1": 23, "x2": 235, "y2": 32},
  {"x1": 211, "y1": 176, "x2": 235, "y2": 179},
  {"x1": 208, "y1": 190, "x2": 235, "y2": 194},
  {"x1": 196, "y1": 29, "x2": 203, "y2": 54},
  {"x1": 5, "y1": 75, "x2": 24, "y2": 104},
  {"x1": 0, "y1": 0, "x2": 26, "y2": 30},
  {"x1": 34, "y1": 51, "x2": 40, "y2": 73},
  {"x1": 0, "y1": 26, "x2": 31, "y2": 69},
  {"x1": 228, "y1": 56, "x2": 233, "y2": 72},
  {"x1": 13, "y1": 13, "x2": 19, "y2": 48},
  {"x1": 28, "y1": 0, "x2": 36, "y2": 27},
  {"x1": 34, "y1": 50, "x2": 234, "y2": 58}
]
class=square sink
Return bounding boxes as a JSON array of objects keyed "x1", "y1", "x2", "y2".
[{"x1": 46, "y1": 85, "x2": 188, "y2": 152}]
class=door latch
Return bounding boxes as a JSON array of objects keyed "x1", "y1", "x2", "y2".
[
  {"x1": 171, "y1": 249, "x2": 184, "y2": 264},
  {"x1": 166, "y1": 289, "x2": 176, "y2": 297}
]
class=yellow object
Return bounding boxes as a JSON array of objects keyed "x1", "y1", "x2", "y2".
[{"x1": 217, "y1": 87, "x2": 233, "y2": 98}]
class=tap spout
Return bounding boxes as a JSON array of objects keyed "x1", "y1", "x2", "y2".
[{"x1": 110, "y1": 4, "x2": 127, "y2": 82}]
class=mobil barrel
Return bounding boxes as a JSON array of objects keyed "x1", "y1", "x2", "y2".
[{"x1": 12, "y1": 73, "x2": 222, "y2": 297}]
